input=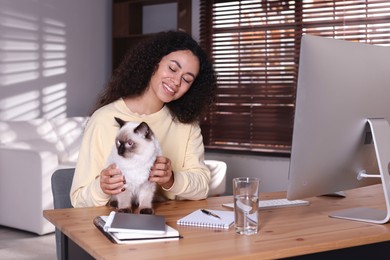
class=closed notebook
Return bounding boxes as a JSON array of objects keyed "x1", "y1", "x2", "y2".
[
  {"x1": 113, "y1": 224, "x2": 180, "y2": 240},
  {"x1": 177, "y1": 209, "x2": 234, "y2": 229},
  {"x1": 94, "y1": 216, "x2": 182, "y2": 244},
  {"x1": 103, "y1": 211, "x2": 166, "y2": 234}
]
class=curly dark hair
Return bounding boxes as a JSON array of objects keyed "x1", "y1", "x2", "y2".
[{"x1": 92, "y1": 30, "x2": 217, "y2": 124}]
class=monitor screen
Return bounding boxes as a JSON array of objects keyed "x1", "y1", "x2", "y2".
[{"x1": 287, "y1": 35, "x2": 390, "y2": 223}]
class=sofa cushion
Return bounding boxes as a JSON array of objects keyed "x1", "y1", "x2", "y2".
[
  {"x1": 0, "y1": 117, "x2": 88, "y2": 164},
  {"x1": 0, "y1": 119, "x2": 59, "y2": 145},
  {"x1": 49, "y1": 117, "x2": 88, "y2": 163}
]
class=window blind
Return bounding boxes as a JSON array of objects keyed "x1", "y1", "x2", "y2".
[{"x1": 199, "y1": 0, "x2": 390, "y2": 153}]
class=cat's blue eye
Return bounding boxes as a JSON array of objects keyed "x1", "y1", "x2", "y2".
[{"x1": 127, "y1": 140, "x2": 134, "y2": 146}]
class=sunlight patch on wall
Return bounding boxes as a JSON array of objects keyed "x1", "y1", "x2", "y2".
[
  {"x1": 42, "y1": 83, "x2": 67, "y2": 119},
  {"x1": 0, "y1": 8, "x2": 68, "y2": 120},
  {"x1": 42, "y1": 18, "x2": 66, "y2": 78},
  {"x1": 0, "y1": 91, "x2": 40, "y2": 120},
  {"x1": 0, "y1": 10, "x2": 38, "y2": 30},
  {"x1": 0, "y1": 12, "x2": 39, "y2": 86},
  {"x1": 0, "y1": 10, "x2": 40, "y2": 86}
]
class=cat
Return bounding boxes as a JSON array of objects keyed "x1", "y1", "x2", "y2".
[{"x1": 106, "y1": 117, "x2": 162, "y2": 214}]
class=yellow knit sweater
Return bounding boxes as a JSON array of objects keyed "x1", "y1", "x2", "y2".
[{"x1": 70, "y1": 98, "x2": 210, "y2": 207}]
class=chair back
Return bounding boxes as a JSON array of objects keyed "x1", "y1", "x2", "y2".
[
  {"x1": 51, "y1": 168, "x2": 74, "y2": 260},
  {"x1": 52, "y1": 168, "x2": 75, "y2": 209},
  {"x1": 205, "y1": 160, "x2": 227, "y2": 197}
]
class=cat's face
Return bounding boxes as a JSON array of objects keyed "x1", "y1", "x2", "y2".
[{"x1": 114, "y1": 117, "x2": 156, "y2": 159}]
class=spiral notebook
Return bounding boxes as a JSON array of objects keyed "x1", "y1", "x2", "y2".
[{"x1": 177, "y1": 209, "x2": 234, "y2": 229}]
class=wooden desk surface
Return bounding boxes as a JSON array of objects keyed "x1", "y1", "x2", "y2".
[{"x1": 44, "y1": 184, "x2": 390, "y2": 260}]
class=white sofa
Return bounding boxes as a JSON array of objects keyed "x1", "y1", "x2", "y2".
[
  {"x1": 0, "y1": 117, "x2": 88, "y2": 235},
  {"x1": 0, "y1": 116, "x2": 227, "y2": 235}
]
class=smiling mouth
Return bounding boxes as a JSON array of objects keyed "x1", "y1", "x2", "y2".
[{"x1": 163, "y1": 83, "x2": 175, "y2": 94}]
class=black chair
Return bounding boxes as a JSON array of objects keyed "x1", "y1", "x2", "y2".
[{"x1": 51, "y1": 168, "x2": 74, "y2": 260}]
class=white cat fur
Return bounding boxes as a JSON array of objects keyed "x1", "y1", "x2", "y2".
[{"x1": 106, "y1": 119, "x2": 162, "y2": 213}]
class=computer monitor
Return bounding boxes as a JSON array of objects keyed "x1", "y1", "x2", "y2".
[{"x1": 287, "y1": 35, "x2": 390, "y2": 224}]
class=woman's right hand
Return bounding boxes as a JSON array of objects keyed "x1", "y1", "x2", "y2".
[{"x1": 99, "y1": 163, "x2": 126, "y2": 195}]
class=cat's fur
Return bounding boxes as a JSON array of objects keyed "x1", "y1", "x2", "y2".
[{"x1": 106, "y1": 117, "x2": 162, "y2": 214}]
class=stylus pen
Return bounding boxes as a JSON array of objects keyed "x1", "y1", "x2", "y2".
[{"x1": 201, "y1": 209, "x2": 221, "y2": 219}]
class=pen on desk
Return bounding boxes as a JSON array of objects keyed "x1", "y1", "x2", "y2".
[{"x1": 201, "y1": 209, "x2": 221, "y2": 219}]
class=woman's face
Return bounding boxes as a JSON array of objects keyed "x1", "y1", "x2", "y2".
[{"x1": 149, "y1": 50, "x2": 200, "y2": 104}]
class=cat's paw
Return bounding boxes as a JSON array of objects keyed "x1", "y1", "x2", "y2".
[
  {"x1": 118, "y1": 208, "x2": 132, "y2": 213},
  {"x1": 139, "y1": 208, "x2": 154, "y2": 215}
]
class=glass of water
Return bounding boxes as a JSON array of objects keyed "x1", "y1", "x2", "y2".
[{"x1": 233, "y1": 177, "x2": 260, "y2": 235}]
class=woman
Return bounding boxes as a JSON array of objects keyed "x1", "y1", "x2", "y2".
[{"x1": 70, "y1": 30, "x2": 217, "y2": 207}]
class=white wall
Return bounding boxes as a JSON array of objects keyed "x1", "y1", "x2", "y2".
[{"x1": 0, "y1": 0, "x2": 111, "y2": 120}]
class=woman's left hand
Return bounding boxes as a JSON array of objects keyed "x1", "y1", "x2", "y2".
[{"x1": 149, "y1": 156, "x2": 174, "y2": 189}]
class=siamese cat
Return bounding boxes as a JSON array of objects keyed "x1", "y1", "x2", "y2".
[{"x1": 107, "y1": 117, "x2": 161, "y2": 214}]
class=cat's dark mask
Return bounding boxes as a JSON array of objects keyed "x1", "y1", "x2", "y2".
[{"x1": 114, "y1": 117, "x2": 152, "y2": 140}]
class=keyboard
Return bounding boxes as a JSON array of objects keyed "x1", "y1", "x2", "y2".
[{"x1": 222, "y1": 198, "x2": 310, "y2": 210}]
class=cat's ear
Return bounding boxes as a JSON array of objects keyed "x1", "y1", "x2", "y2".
[
  {"x1": 114, "y1": 117, "x2": 126, "y2": 128},
  {"x1": 134, "y1": 122, "x2": 152, "y2": 139}
]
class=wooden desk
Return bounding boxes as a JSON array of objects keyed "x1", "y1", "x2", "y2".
[{"x1": 44, "y1": 184, "x2": 390, "y2": 260}]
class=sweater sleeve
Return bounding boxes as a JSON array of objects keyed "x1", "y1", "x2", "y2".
[
  {"x1": 70, "y1": 116, "x2": 113, "y2": 207},
  {"x1": 162, "y1": 123, "x2": 211, "y2": 200}
]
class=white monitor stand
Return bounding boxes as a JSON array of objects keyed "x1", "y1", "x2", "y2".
[{"x1": 329, "y1": 118, "x2": 390, "y2": 224}]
